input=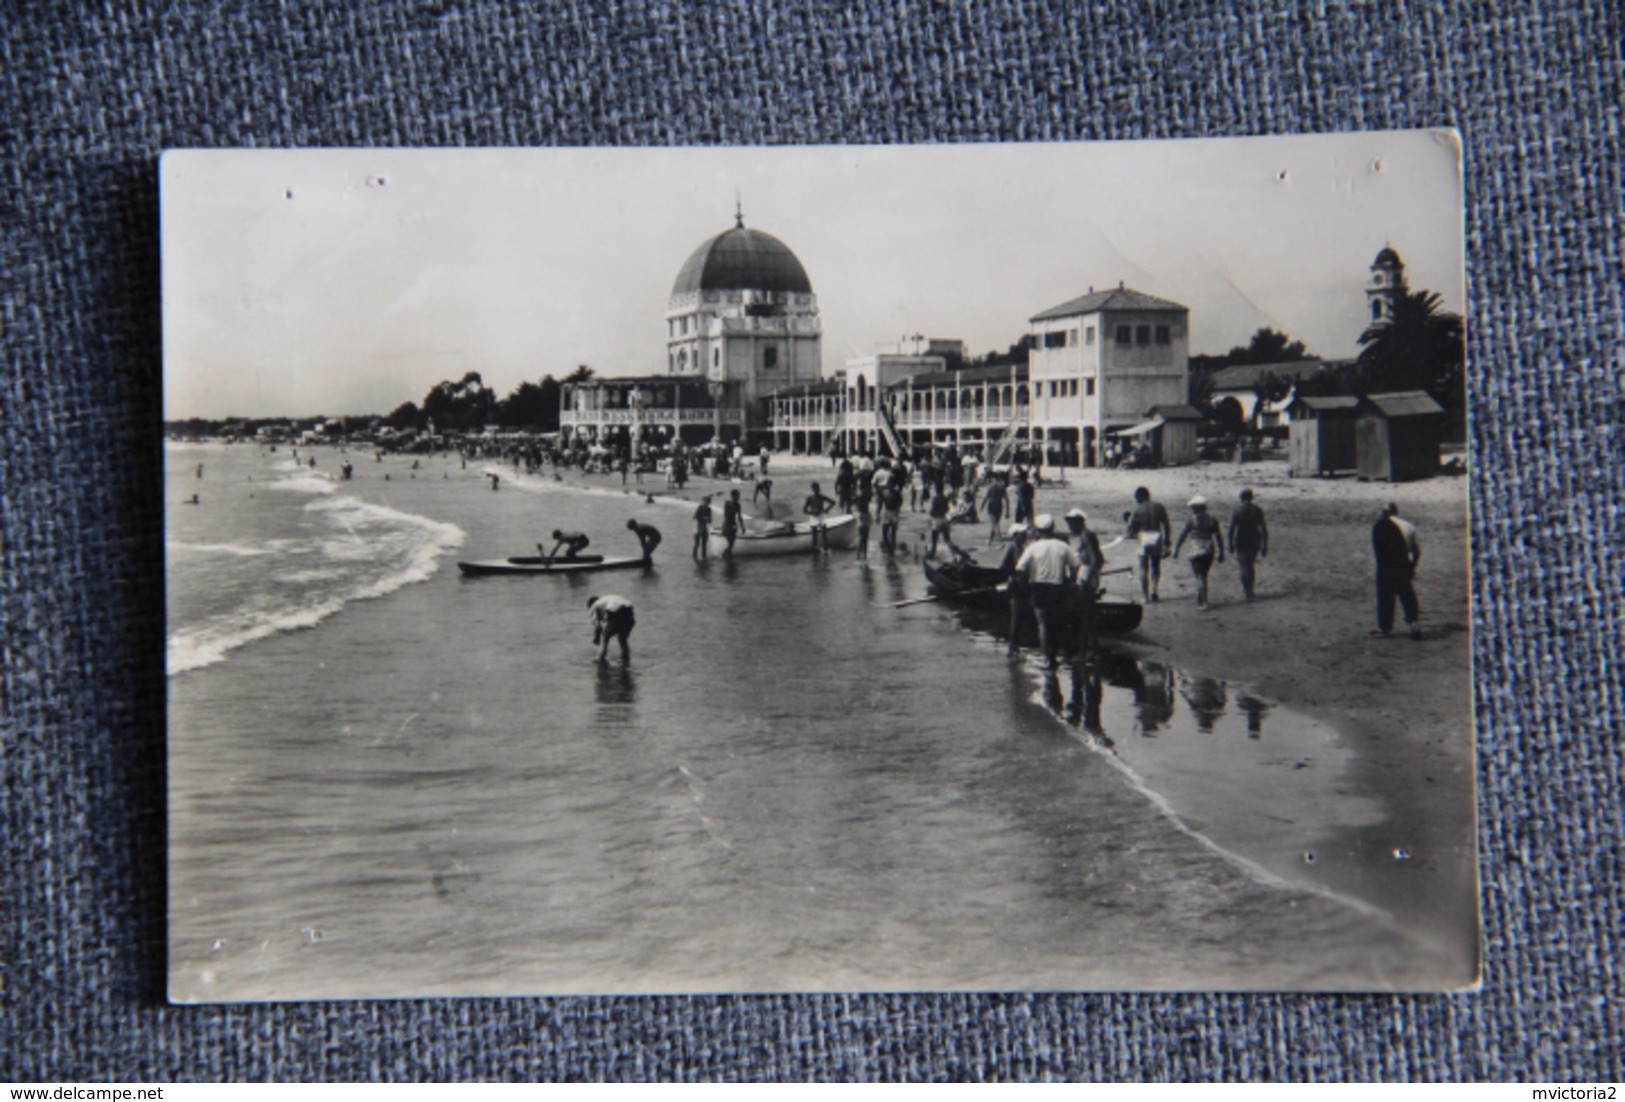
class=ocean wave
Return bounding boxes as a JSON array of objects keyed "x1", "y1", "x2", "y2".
[
  {"x1": 168, "y1": 541, "x2": 275, "y2": 557},
  {"x1": 264, "y1": 473, "x2": 338, "y2": 495},
  {"x1": 168, "y1": 493, "x2": 465, "y2": 676}
]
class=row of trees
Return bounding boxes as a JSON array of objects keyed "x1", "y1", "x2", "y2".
[{"x1": 383, "y1": 365, "x2": 595, "y2": 433}]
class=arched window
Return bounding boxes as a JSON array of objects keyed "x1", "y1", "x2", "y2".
[{"x1": 678, "y1": 349, "x2": 688, "y2": 372}]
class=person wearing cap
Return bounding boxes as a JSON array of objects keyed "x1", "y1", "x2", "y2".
[
  {"x1": 1173, "y1": 496, "x2": 1226, "y2": 610},
  {"x1": 1228, "y1": 488, "x2": 1269, "y2": 600},
  {"x1": 587, "y1": 594, "x2": 635, "y2": 665},
  {"x1": 1014, "y1": 514, "x2": 1081, "y2": 669},
  {"x1": 1371, "y1": 502, "x2": 1422, "y2": 639},
  {"x1": 1064, "y1": 508, "x2": 1105, "y2": 660},
  {"x1": 1126, "y1": 487, "x2": 1171, "y2": 602}
]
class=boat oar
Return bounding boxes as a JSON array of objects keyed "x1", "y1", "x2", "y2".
[{"x1": 889, "y1": 584, "x2": 1007, "y2": 609}]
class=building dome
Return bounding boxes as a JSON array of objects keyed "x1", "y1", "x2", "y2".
[
  {"x1": 1373, "y1": 246, "x2": 1404, "y2": 267},
  {"x1": 672, "y1": 222, "x2": 812, "y2": 296}
]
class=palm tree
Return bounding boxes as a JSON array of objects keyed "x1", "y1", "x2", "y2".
[{"x1": 1357, "y1": 288, "x2": 1465, "y2": 435}]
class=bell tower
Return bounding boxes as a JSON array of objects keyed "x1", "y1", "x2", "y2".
[{"x1": 1366, "y1": 246, "x2": 1408, "y2": 323}]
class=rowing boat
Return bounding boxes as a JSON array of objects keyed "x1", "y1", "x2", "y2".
[
  {"x1": 705, "y1": 514, "x2": 858, "y2": 559},
  {"x1": 922, "y1": 557, "x2": 1143, "y2": 634},
  {"x1": 458, "y1": 555, "x2": 647, "y2": 577}
]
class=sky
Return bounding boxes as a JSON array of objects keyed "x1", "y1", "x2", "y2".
[{"x1": 162, "y1": 132, "x2": 1463, "y2": 419}]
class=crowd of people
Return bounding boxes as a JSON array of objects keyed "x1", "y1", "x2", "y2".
[{"x1": 478, "y1": 440, "x2": 1427, "y2": 667}]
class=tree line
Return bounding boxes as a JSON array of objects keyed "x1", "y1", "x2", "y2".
[{"x1": 382, "y1": 365, "x2": 596, "y2": 433}]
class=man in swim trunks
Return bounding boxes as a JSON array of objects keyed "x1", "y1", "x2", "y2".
[
  {"x1": 803, "y1": 482, "x2": 836, "y2": 551},
  {"x1": 587, "y1": 594, "x2": 635, "y2": 665},
  {"x1": 693, "y1": 496, "x2": 714, "y2": 561},
  {"x1": 626, "y1": 518, "x2": 662, "y2": 565},
  {"x1": 1126, "y1": 486, "x2": 1171, "y2": 602},
  {"x1": 719, "y1": 488, "x2": 748, "y2": 559},
  {"x1": 546, "y1": 529, "x2": 590, "y2": 562}
]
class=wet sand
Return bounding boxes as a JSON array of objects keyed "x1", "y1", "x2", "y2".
[{"x1": 529, "y1": 448, "x2": 1478, "y2": 977}]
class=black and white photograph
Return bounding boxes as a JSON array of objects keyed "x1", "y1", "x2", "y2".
[{"x1": 163, "y1": 134, "x2": 1475, "y2": 1001}]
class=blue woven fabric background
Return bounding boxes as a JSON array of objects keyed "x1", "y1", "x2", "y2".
[{"x1": 2, "y1": 1, "x2": 1620, "y2": 1082}]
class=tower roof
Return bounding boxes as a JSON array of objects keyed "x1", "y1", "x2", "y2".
[
  {"x1": 1373, "y1": 246, "x2": 1404, "y2": 267},
  {"x1": 672, "y1": 222, "x2": 813, "y2": 296}
]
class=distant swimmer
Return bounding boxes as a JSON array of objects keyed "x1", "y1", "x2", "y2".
[
  {"x1": 195, "y1": 463, "x2": 204, "y2": 479},
  {"x1": 489, "y1": 472, "x2": 500, "y2": 491},
  {"x1": 545, "y1": 529, "x2": 591, "y2": 562},
  {"x1": 183, "y1": 493, "x2": 201, "y2": 505},
  {"x1": 587, "y1": 594, "x2": 635, "y2": 665},
  {"x1": 627, "y1": 518, "x2": 663, "y2": 565},
  {"x1": 341, "y1": 461, "x2": 354, "y2": 481},
  {"x1": 309, "y1": 457, "x2": 317, "y2": 469},
  {"x1": 754, "y1": 479, "x2": 773, "y2": 508}
]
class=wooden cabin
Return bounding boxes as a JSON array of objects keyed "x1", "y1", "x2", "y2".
[
  {"x1": 1145, "y1": 404, "x2": 1205, "y2": 466},
  {"x1": 1356, "y1": 391, "x2": 1444, "y2": 481},
  {"x1": 1286, "y1": 395, "x2": 1360, "y2": 476}
]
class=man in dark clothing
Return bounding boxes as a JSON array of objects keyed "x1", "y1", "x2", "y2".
[
  {"x1": 627, "y1": 518, "x2": 663, "y2": 565},
  {"x1": 1371, "y1": 502, "x2": 1422, "y2": 639},
  {"x1": 998, "y1": 522, "x2": 1032, "y2": 654},
  {"x1": 1228, "y1": 487, "x2": 1269, "y2": 600}
]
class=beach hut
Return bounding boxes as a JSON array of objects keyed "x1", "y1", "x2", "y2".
[
  {"x1": 1356, "y1": 391, "x2": 1444, "y2": 481},
  {"x1": 1145, "y1": 404, "x2": 1205, "y2": 466},
  {"x1": 1286, "y1": 395, "x2": 1360, "y2": 477}
]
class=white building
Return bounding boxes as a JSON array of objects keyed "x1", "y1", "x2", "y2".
[{"x1": 1026, "y1": 284, "x2": 1190, "y2": 465}]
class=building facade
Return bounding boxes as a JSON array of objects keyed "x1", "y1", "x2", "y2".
[
  {"x1": 1026, "y1": 285, "x2": 1190, "y2": 465},
  {"x1": 562, "y1": 210, "x2": 822, "y2": 449}
]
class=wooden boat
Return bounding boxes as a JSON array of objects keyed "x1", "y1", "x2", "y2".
[
  {"x1": 503, "y1": 553, "x2": 605, "y2": 566},
  {"x1": 923, "y1": 556, "x2": 1144, "y2": 634},
  {"x1": 705, "y1": 514, "x2": 858, "y2": 559},
  {"x1": 457, "y1": 555, "x2": 646, "y2": 577}
]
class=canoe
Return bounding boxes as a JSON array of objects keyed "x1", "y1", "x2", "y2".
[
  {"x1": 458, "y1": 556, "x2": 646, "y2": 577},
  {"x1": 923, "y1": 556, "x2": 1143, "y2": 634},
  {"x1": 503, "y1": 553, "x2": 605, "y2": 566},
  {"x1": 705, "y1": 514, "x2": 858, "y2": 558}
]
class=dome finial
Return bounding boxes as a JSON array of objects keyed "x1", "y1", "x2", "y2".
[{"x1": 735, "y1": 192, "x2": 745, "y2": 229}]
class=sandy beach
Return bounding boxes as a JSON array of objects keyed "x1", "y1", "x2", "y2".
[{"x1": 526, "y1": 447, "x2": 1479, "y2": 957}]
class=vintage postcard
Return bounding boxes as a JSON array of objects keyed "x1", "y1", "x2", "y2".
[{"x1": 163, "y1": 134, "x2": 1476, "y2": 1000}]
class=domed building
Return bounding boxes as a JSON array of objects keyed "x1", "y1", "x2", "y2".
[
  {"x1": 561, "y1": 208, "x2": 821, "y2": 451},
  {"x1": 665, "y1": 209, "x2": 823, "y2": 439}
]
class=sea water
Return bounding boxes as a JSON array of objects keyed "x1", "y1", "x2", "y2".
[{"x1": 166, "y1": 443, "x2": 1465, "y2": 1000}]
